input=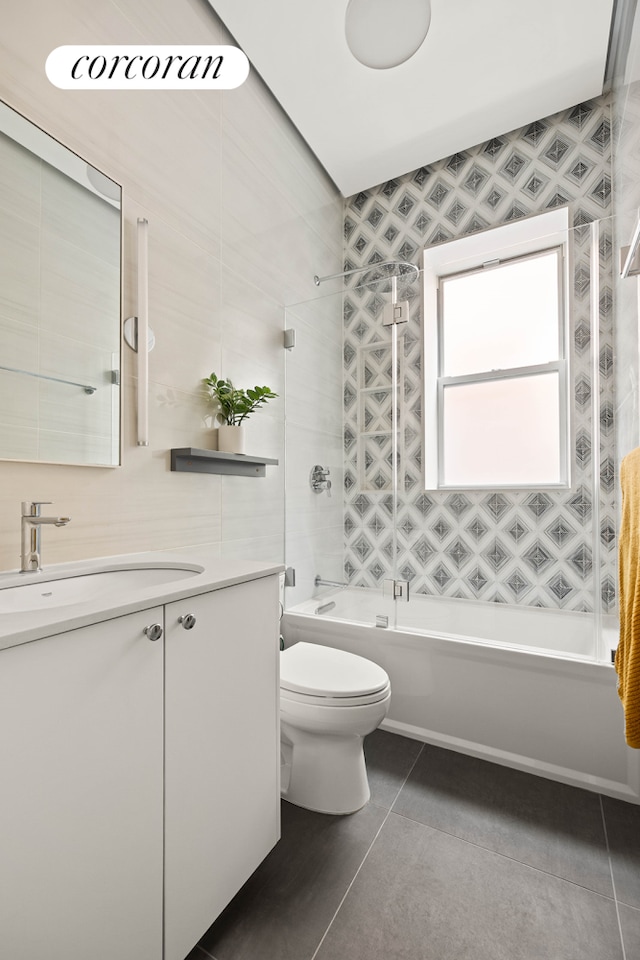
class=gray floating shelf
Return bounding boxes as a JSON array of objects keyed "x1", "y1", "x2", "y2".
[{"x1": 171, "y1": 448, "x2": 279, "y2": 477}]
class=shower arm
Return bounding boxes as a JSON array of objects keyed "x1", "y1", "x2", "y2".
[{"x1": 313, "y1": 260, "x2": 420, "y2": 286}]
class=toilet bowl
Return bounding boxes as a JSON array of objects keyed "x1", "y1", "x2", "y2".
[{"x1": 280, "y1": 642, "x2": 391, "y2": 815}]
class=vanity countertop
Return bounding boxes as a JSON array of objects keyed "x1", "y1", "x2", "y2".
[{"x1": 0, "y1": 546, "x2": 284, "y2": 651}]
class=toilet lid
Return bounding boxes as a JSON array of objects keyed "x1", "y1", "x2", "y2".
[{"x1": 280, "y1": 642, "x2": 389, "y2": 698}]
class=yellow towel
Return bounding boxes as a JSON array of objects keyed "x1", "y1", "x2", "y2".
[{"x1": 617, "y1": 446, "x2": 640, "y2": 748}]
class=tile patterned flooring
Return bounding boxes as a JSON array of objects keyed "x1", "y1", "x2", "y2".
[{"x1": 187, "y1": 731, "x2": 640, "y2": 960}]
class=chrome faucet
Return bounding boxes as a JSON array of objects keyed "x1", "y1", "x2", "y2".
[
  {"x1": 310, "y1": 464, "x2": 332, "y2": 495},
  {"x1": 20, "y1": 501, "x2": 71, "y2": 573}
]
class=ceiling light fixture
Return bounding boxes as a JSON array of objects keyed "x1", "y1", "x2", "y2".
[{"x1": 345, "y1": 0, "x2": 432, "y2": 70}]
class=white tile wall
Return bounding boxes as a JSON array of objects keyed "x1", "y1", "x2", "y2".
[
  {"x1": 0, "y1": 132, "x2": 41, "y2": 224},
  {"x1": 612, "y1": 11, "x2": 640, "y2": 461},
  {"x1": 0, "y1": 207, "x2": 40, "y2": 327},
  {"x1": 0, "y1": 0, "x2": 342, "y2": 570}
]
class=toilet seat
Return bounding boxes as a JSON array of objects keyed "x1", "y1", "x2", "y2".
[
  {"x1": 281, "y1": 685, "x2": 391, "y2": 708},
  {"x1": 280, "y1": 642, "x2": 389, "y2": 704}
]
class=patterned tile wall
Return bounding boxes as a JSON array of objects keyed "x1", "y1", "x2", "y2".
[{"x1": 342, "y1": 97, "x2": 616, "y2": 612}]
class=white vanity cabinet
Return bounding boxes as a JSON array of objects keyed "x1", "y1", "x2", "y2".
[
  {"x1": 0, "y1": 568, "x2": 280, "y2": 960},
  {"x1": 0, "y1": 606, "x2": 165, "y2": 960},
  {"x1": 164, "y1": 576, "x2": 280, "y2": 960}
]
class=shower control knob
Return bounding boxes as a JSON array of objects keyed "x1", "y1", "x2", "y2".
[
  {"x1": 144, "y1": 623, "x2": 163, "y2": 642},
  {"x1": 178, "y1": 614, "x2": 197, "y2": 630}
]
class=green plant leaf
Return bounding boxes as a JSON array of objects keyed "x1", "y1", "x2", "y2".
[{"x1": 202, "y1": 373, "x2": 277, "y2": 424}]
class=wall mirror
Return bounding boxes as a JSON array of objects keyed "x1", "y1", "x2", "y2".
[{"x1": 0, "y1": 99, "x2": 121, "y2": 467}]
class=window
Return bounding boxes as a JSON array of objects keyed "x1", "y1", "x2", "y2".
[{"x1": 423, "y1": 208, "x2": 570, "y2": 490}]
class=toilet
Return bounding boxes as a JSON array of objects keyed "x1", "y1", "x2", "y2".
[{"x1": 280, "y1": 641, "x2": 391, "y2": 815}]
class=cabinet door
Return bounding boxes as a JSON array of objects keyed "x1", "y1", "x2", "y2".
[
  {"x1": 0, "y1": 608, "x2": 164, "y2": 960},
  {"x1": 164, "y1": 576, "x2": 280, "y2": 960}
]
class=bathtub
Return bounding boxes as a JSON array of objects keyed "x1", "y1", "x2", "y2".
[{"x1": 283, "y1": 588, "x2": 640, "y2": 804}]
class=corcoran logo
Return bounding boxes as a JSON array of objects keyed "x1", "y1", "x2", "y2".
[{"x1": 46, "y1": 45, "x2": 250, "y2": 89}]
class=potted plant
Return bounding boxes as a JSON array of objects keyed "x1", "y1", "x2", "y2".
[{"x1": 203, "y1": 372, "x2": 278, "y2": 454}]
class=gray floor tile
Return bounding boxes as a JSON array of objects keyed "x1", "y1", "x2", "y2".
[
  {"x1": 618, "y1": 903, "x2": 640, "y2": 959},
  {"x1": 314, "y1": 812, "x2": 623, "y2": 960},
  {"x1": 393, "y1": 744, "x2": 613, "y2": 895},
  {"x1": 364, "y1": 729, "x2": 424, "y2": 809},
  {"x1": 603, "y1": 796, "x2": 640, "y2": 909},
  {"x1": 198, "y1": 798, "x2": 387, "y2": 960}
]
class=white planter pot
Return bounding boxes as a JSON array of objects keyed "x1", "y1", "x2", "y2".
[{"x1": 218, "y1": 424, "x2": 245, "y2": 454}]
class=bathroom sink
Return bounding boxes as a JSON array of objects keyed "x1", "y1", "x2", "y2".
[{"x1": 0, "y1": 564, "x2": 203, "y2": 613}]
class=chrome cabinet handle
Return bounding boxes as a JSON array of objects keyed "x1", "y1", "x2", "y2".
[
  {"x1": 178, "y1": 614, "x2": 196, "y2": 630},
  {"x1": 144, "y1": 623, "x2": 163, "y2": 641}
]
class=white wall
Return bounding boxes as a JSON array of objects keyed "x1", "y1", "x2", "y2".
[
  {"x1": 0, "y1": 0, "x2": 343, "y2": 571},
  {"x1": 612, "y1": 2, "x2": 640, "y2": 461}
]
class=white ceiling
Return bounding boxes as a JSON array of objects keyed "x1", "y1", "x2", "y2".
[{"x1": 209, "y1": 0, "x2": 616, "y2": 197}]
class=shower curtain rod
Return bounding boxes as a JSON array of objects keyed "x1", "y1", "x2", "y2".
[{"x1": 313, "y1": 260, "x2": 420, "y2": 286}]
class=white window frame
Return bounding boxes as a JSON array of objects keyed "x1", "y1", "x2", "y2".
[{"x1": 423, "y1": 207, "x2": 571, "y2": 491}]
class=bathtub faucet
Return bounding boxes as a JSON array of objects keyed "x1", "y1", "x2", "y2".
[
  {"x1": 315, "y1": 601, "x2": 336, "y2": 616},
  {"x1": 20, "y1": 501, "x2": 71, "y2": 572}
]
